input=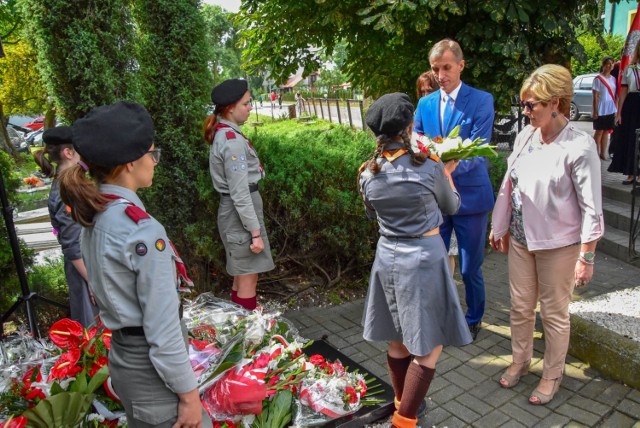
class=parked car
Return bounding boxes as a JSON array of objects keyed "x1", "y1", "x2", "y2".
[
  {"x1": 25, "y1": 128, "x2": 45, "y2": 147},
  {"x1": 571, "y1": 73, "x2": 597, "y2": 121},
  {"x1": 7, "y1": 126, "x2": 30, "y2": 153},
  {"x1": 23, "y1": 115, "x2": 45, "y2": 132}
]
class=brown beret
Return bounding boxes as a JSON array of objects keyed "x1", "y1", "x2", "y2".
[
  {"x1": 211, "y1": 79, "x2": 248, "y2": 107},
  {"x1": 72, "y1": 101, "x2": 154, "y2": 168},
  {"x1": 42, "y1": 126, "x2": 73, "y2": 146},
  {"x1": 366, "y1": 93, "x2": 414, "y2": 136}
]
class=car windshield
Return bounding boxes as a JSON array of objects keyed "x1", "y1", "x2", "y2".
[{"x1": 578, "y1": 76, "x2": 595, "y2": 90}]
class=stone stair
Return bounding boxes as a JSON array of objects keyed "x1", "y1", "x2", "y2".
[{"x1": 599, "y1": 159, "x2": 640, "y2": 267}]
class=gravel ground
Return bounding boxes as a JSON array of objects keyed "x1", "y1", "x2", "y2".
[{"x1": 570, "y1": 286, "x2": 640, "y2": 343}]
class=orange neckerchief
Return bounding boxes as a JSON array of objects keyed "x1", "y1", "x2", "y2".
[{"x1": 382, "y1": 149, "x2": 408, "y2": 162}]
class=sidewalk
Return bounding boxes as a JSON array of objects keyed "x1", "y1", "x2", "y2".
[{"x1": 284, "y1": 251, "x2": 640, "y2": 427}]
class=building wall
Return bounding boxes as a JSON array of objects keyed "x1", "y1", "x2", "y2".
[{"x1": 604, "y1": 0, "x2": 638, "y2": 36}]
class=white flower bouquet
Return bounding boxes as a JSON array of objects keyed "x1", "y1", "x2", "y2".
[{"x1": 411, "y1": 125, "x2": 497, "y2": 162}]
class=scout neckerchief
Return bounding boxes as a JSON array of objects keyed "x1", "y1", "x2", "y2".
[
  {"x1": 214, "y1": 122, "x2": 265, "y2": 176},
  {"x1": 382, "y1": 149, "x2": 408, "y2": 162},
  {"x1": 596, "y1": 75, "x2": 615, "y2": 104}
]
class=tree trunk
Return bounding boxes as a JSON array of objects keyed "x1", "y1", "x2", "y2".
[{"x1": 0, "y1": 101, "x2": 17, "y2": 155}]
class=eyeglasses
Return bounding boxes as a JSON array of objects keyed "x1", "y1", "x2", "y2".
[
  {"x1": 147, "y1": 148, "x2": 161, "y2": 164},
  {"x1": 520, "y1": 100, "x2": 543, "y2": 110}
]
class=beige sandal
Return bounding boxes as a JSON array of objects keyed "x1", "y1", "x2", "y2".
[
  {"x1": 498, "y1": 360, "x2": 530, "y2": 389},
  {"x1": 529, "y1": 376, "x2": 562, "y2": 405}
]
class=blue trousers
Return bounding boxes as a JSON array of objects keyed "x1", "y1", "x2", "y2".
[{"x1": 440, "y1": 212, "x2": 489, "y2": 326}]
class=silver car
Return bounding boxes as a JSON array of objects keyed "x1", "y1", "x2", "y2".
[{"x1": 570, "y1": 73, "x2": 597, "y2": 121}]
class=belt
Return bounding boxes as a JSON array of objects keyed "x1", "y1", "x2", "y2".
[
  {"x1": 220, "y1": 182, "x2": 259, "y2": 197},
  {"x1": 117, "y1": 303, "x2": 184, "y2": 337},
  {"x1": 381, "y1": 227, "x2": 440, "y2": 239}
]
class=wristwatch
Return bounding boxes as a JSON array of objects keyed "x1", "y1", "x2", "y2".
[{"x1": 580, "y1": 251, "x2": 595, "y2": 262}]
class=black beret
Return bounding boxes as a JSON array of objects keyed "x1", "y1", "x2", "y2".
[
  {"x1": 42, "y1": 126, "x2": 73, "y2": 146},
  {"x1": 211, "y1": 79, "x2": 248, "y2": 107},
  {"x1": 365, "y1": 93, "x2": 414, "y2": 136},
  {"x1": 72, "y1": 101, "x2": 154, "y2": 168}
]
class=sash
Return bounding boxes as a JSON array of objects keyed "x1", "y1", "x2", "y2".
[{"x1": 596, "y1": 75, "x2": 615, "y2": 103}]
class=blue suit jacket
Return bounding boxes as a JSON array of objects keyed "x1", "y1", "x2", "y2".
[{"x1": 414, "y1": 82, "x2": 495, "y2": 215}]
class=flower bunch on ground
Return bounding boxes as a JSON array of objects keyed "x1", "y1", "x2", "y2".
[
  {"x1": 0, "y1": 318, "x2": 125, "y2": 427},
  {"x1": 412, "y1": 125, "x2": 497, "y2": 161}
]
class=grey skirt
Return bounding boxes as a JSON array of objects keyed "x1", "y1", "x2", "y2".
[
  {"x1": 362, "y1": 235, "x2": 472, "y2": 356},
  {"x1": 218, "y1": 191, "x2": 275, "y2": 276}
]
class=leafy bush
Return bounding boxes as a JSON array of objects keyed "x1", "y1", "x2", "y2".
[{"x1": 488, "y1": 151, "x2": 509, "y2": 196}]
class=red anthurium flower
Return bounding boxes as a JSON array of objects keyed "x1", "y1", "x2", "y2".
[
  {"x1": 102, "y1": 330, "x2": 112, "y2": 351},
  {"x1": 21, "y1": 366, "x2": 42, "y2": 386},
  {"x1": 345, "y1": 386, "x2": 358, "y2": 404},
  {"x1": 89, "y1": 356, "x2": 109, "y2": 377},
  {"x1": 48, "y1": 319, "x2": 83, "y2": 349},
  {"x1": 48, "y1": 348, "x2": 82, "y2": 381},
  {"x1": 309, "y1": 354, "x2": 325, "y2": 366},
  {"x1": 1, "y1": 415, "x2": 28, "y2": 428}
]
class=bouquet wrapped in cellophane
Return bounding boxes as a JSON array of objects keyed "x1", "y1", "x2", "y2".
[{"x1": 411, "y1": 125, "x2": 497, "y2": 162}]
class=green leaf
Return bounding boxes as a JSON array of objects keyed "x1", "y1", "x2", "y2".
[
  {"x1": 22, "y1": 392, "x2": 94, "y2": 428},
  {"x1": 69, "y1": 371, "x2": 88, "y2": 394},
  {"x1": 265, "y1": 390, "x2": 293, "y2": 428},
  {"x1": 86, "y1": 365, "x2": 109, "y2": 394}
]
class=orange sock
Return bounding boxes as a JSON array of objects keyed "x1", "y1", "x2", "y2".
[{"x1": 391, "y1": 411, "x2": 417, "y2": 428}]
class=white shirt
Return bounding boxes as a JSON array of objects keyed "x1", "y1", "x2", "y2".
[
  {"x1": 592, "y1": 74, "x2": 617, "y2": 116},
  {"x1": 440, "y1": 82, "x2": 462, "y2": 128}
]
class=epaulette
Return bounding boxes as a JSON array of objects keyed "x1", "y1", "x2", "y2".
[
  {"x1": 124, "y1": 205, "x2": 150, "y2": 224},
  {"x1": 225, "y1": 130, "x2": 236, "y2": 140}
]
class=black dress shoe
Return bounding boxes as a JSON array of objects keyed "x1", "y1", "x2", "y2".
[
  {"x1": 416, "y1": 400, "x2": 427, "y2": 419},
  {"x1": 623, "y1": 179, "x2": 634, "y2": 185},
  {"x1": 469, "y1": 323, "x2": 481, "y2": 341}
]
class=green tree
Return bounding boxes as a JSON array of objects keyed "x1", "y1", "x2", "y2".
[
  {"x1": 0, "y1": 40, "x2": 48, "y2": 116},
  {"x1": 572, "y1": 33, "x2": 625, "y2": 76},
  {"x1": 202, "y1": 4, "x2": 243, "y2": 88},
  {"x1": 19, "y1": 0, "x2": 139, "y2": 122},
  {"x1": 133, "y1": 0, "x2": 212, "y2": 284},
  {"x1": 236, "y1": 0, "x2": 601, "y2": 109}
]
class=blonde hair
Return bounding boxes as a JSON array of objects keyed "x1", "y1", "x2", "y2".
[
  {"x1": 429, "y1": 39, "x2": 464, "y2": 63},
  {"x1": 520, "y1": 64, "x2": 573, "y2": 113}
]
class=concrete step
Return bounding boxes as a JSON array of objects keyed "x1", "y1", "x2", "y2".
[
  {"x1": 14, "y1": 222, "x2": 54, "y2": 235},
  {"x1": 14, "y1": 207, "x2": 50, "y2": 224},
  {"x1": 598, "y1": 222, "x2": 640, "y2": 268}
]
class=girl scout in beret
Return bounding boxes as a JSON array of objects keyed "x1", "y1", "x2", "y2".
[
  {"x1": 204, "y1": 79, "x2": 275, "y2": 310},
  {"x1": 359, "y1": 93, "x2": 472, "y2": 428},
  {"x1": 34, "y1": 127, "x2": 99, "y2": 327},
  {"x1": 59, "y1": 101, "x2": 207, "y2": 428}
]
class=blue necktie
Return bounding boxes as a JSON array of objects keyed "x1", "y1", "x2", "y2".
[{"x1": 442, "y1": 95, "x2": 453, "y2": 135}]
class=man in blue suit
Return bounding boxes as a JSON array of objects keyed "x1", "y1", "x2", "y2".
[{"x1": 414, "y1": 39, "x2": 495, "y2": 340}]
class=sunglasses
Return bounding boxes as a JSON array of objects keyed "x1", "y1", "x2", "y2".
[
  {"x1": 520, "y1": 100, "x2": 543, "y2": 110},
  {"x1": 147, "y1": 148, "x2": 161, "y2": 163}
]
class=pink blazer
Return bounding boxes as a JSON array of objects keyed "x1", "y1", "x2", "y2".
[{"x1": 492, "y1": 125, "x2": 604, "y2": 251}]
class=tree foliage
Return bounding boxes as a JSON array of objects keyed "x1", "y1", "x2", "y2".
[
  {"x1": 202, "y1": 4, "x2": 243, "y2": 88},
  {"x1": 133, "y1": 0, "x2": 212, "y2": 283},
  {"x1": 236, "y1": 0, "x2": 601, "y2": 109},
  {"x1": 19, "y1": 0, "x2": 139, "y2": 122},
  {"x1": 571, "y1": 33, "x2": 625, "y2": 76},
  {"x1": 0, "y1": 40, "x2": 47, "y2": 115}
]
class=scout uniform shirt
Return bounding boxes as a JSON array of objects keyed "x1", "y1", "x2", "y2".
[
  {"x1": 81, "y1": 184, "x2": 197, "y2": 394},
  {"x1": 209, "y1": 118, "x2": 264, "y2": 232}
]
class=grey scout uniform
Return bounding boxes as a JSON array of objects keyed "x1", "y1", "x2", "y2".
[
  {"x1": 209, "y1": 118, "x2": 275, "y2": 276},
  {"x1": 82, "y1": 184, "x2": 199, "y2": 427},
  {"x1": 359, "y1": 146, "x2": 472, "y2": 356},
  {"x1": 48, "y1": 179, "x2": 98, "y2": 327}
]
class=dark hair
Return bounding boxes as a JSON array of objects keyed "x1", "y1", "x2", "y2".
[
  {"x1": 203, "y1": 104, "x2": 235, "y2": 144},
  {"x1": 58, "y1": 161, "x2": 126, "y2": 227},
  {"x1": 416, "y1": 71, "x2": 439, "y2": 99},
  {"x1": 599, "y1": 56, "x2": 614, "y2": 73},
  {"x1": 365, "y1": 128, "x2": 427, "y2": 175},
  {"x1": 33, "y1": 143, "x2": 73, "y2": 178}
]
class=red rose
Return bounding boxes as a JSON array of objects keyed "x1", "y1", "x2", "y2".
[
  {"x1": 48, "y1": 348, "x2": 82, "y2": 381},
  {"x1": 267, "y1": 375, "x2": 280, "y2": 387},
  {"x1": 321, "y1": 363, "x2": 334, "y2": 375},
  {"x1": 309, "y1": 354, "x2": 325, "y2": 366},
  {"x1": 190, "y1": 339, "x2": 213, "y2": 351},
  {"x1": 48, "y1": 319, "x2": 83, "y2": 349},
  {"x1": 251, "y1": 352, "x2": 270, "y2": 369}
]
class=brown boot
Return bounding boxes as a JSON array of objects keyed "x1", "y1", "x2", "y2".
[{"x1": 392, "y1": 411, "x2": 417, "y2": 428}]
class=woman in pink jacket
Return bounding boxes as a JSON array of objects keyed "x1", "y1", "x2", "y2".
[{"x1": 489, "y1": 64, "x2": 604, "y2": 406}]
